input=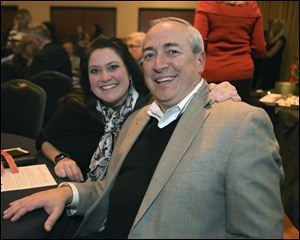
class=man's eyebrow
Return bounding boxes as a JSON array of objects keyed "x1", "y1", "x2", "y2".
[
  {"x1": 143, "y1": 43, "x2": 180, "y2": 52},
  {"x1": 164, "y1": 42, "x2": 180, "y2": 48},
  {"x1": 143, "y1": 46, "x2": 156, "y2": 52}
]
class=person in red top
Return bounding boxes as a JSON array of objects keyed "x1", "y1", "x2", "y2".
[{"x1": 194, "y1": 1, "x2": 266, "y2": 102}]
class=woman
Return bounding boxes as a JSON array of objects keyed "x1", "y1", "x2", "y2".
[
  {"x1": 36, "y1": 36, "x2": 240, "y2": 182},
  {"x1": 257, "y1": 19, "x2": 286, "y2": 90},
  {"x1": 194, "y1": 1, "x2": 266, "y2": 102},
  {"x1": 4, "y1": 8, "x2": 32, "y2": 57}
]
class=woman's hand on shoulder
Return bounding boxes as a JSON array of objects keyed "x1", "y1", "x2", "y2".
[
  {"x1": 208, "y1": 81, "x2": 241, "y2": 103},
  {"x1": 55, "y1": 158, "x2": 84, "y2": 182}
]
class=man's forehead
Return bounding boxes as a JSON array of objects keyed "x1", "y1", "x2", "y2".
[{"x1": 145, "y1": 22, "x2": 186, "y2": 39}]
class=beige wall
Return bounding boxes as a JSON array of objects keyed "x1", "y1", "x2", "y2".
[{"x1": 3, "y1": 1, "x2": 197, "y2": 38}]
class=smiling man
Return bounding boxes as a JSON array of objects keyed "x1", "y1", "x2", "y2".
[{"x1": 3, "y1": 17, "x2": 284, "y2": 239}]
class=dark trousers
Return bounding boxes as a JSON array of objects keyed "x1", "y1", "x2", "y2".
[{"x1": 228, "y1": 79, "x2": 253, "y2": 103}]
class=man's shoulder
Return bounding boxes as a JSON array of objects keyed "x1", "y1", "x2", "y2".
[{"x1": 209, "y1": 100, "x2": 269, "y2": 121}]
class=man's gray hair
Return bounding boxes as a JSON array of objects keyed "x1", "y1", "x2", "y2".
[
  {"x1": 150, "y1": 17, "x2": 204, "y2": 54},
  {"x1": 29, "y1": 24, "x2": 52, "y2": 40}
]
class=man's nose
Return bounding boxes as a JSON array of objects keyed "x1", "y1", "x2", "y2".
[{"x1": 153, "y1": 54, "x2": 168, "y2": 72}]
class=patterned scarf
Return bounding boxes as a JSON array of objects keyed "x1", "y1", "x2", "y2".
[{"x1": 87, "y1": 85, "x2": 138, "y2": 181}]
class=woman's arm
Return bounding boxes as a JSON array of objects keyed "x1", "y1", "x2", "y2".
[{"x1": 41, "y1": 141, "x2": 84, "y2": 182}]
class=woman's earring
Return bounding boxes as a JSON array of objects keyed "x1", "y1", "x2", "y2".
[{"x1": 129, "y1": 75, "x2": 133, "y2": 85}]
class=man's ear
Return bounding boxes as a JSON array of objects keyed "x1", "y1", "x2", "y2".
[{"x1": 197, "y1": 52, "x2": 206, "y2": 74}]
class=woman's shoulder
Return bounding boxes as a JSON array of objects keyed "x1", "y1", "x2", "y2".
[{"x1": 135, "y1": 94, "x2": 152, "y2": 111}]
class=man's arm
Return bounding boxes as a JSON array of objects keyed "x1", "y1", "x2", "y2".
[
  {"x1": 226, "y1": 108, "x2": 284, "y2": 238},
  {"x1": 41, "y1": 141, "x2": 84, "y2": 182},
  {"x1": 3, "y1": 186, "x2": 73, "y2": 232}
]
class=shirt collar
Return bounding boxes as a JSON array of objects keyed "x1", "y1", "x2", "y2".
[{"x1": 147, "y1": 79, "x2": 203, "y2": 128}]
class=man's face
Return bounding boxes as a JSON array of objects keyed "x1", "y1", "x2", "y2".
[
  {"x1": 15, "y1": 14, "x2": 29, "y2": 29},
  {"x1": 127, "y1": 38, "x2": 143, "y2": 62},
  {"x1": 143, "y1": 21, "x2": 205, "y2": 111}
]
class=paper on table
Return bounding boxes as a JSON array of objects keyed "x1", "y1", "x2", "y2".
[{"x1": 1, "y1": 164, "x2": 57, "y2": 192}]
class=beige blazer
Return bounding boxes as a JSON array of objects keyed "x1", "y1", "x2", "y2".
[{"x1": 73, "y1": 81, "x2": 284, "y2": 238}]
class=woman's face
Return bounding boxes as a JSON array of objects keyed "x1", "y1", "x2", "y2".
[
  {"x1": 15, "y1": 14, "x2": 29, "y2": 29},
  {"x1": 88, "y1": 48, "x2": 130, "y2": 106}
]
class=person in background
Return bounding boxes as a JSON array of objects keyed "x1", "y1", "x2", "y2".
[
  {"x1": 36, "y1": 36, "x2": 240, "y2": 183},
  {"x1": 253, "y1": 19, "x2": 273, "y2": 88},
  {"x1": 70, "y1": 25, "x2": 89, "y2": 58},
  {"x1": 126, "y1": 32, "x2": 146, "y2": 65},
  {"x1": 194, "y1": 1, "x2": 266, "y2": 102},
  {"x1": 42, "y1": 21, "x2": 60, "y2": 44},
  {"x1": 11, "y1": 35, "x2": 36, "y2": 79},
  {"x1": 1, "y1": 34, "x2": 36, "y2": 82},
  {"x1": 62, "y1": 41, "x2": 81, "y2": 84},
  {"x1": 90, "y1": 23, "x2": 103, "y2": 42},
  {"x1": 3, "y1": 17, "x2": 283, "y2": 239},
  {"x1": 256, "y1": 19, "x2": 287, "y2": 90},
  {"x1": 2, "y1": 8, "x2": 32, "y2": 58},
  {"x1": 126, "y1": 32, "x2": 148, "y2": 94},
  {"x1": 26, "y1": 24, "x2": 72, "y2": 78}
]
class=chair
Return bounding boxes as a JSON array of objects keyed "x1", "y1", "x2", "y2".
[
  {"x1": 29, "y1": 71, "x2": 73, "y2": 125},
  {"x1": 1, "y1": 62, "x2": 15, "y2": 84},
  {"x1": 1, "y1": 79, "x2": 47, "y2": 139}
]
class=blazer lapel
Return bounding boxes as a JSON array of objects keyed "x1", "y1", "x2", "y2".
[{"x1": 132, "y1": 82, "x2": 211, "y2": 228}]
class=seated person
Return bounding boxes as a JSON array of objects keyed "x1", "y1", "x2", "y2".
[
  {"x1": 27, "y1": 24, "x2": 72, "y2": 78},
  {"x1": 3, "y1": 18, "x2": 283, "y2": 239},
  {"x1": 36, "y1": 37, "x2": 240, "y2": 182}
]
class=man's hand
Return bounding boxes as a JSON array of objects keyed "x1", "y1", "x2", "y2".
[
  {"x1": 3, "y1": 186, "x2": 73, "y2": 232},
  {"x1": 55, "y1": 158, "x2": 84, "y2": 182},
  {"x1": 208, "y1": 81, "x2": 241, "y2": 103}
]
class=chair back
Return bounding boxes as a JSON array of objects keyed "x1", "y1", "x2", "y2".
[
  {"x1": 1, "y1": 62, "x2": 15, "y2": 84},
  {"x1": 1, "y1": 79, "x2": 47, "y2": 138},
  {"x1": 29, "y1": 71, "x2": 73, "y2": 125}
]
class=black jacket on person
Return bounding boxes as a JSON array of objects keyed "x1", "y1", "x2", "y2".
[
  {"x1": 35, "y1": 94, "x2": 150, "y2": 179},
  {"x1": 28, "y1": 42, "x2": 72, "y2": 78}
]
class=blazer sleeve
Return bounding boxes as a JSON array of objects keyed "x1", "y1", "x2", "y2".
[
  {"x1": 226, "y1": 108, "x2": 284, "y2": 238},
  {"x1": 72, "y1": 180, "x2": 106, "y2": 215}
]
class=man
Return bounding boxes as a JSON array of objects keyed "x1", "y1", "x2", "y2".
[
  {"x1": 27, "y1": 24, "x2": 72, "y2": 78},
  {"x1": 126, "y1": 31, "x2": 146, "y2": 65},
  {"x1": 3, "y1": 17, "x2": 284, "y2": 238},
  {"x1": 126, "y1": 31, "x2": 149, "y2": 94},
  {"x1": 62, "y1": 41, "x2": 81, "y2": 83}
]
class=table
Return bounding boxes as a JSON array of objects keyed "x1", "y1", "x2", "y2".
[
  {"x1": 248, "y1": 95, "x2": 299, "y2": 229},
  {"x1": 272, "y1": 107, "x2": 299, "y2": 229},
  {"x1": 1, "y1": 133, "x2": 70, "y2": 239}
]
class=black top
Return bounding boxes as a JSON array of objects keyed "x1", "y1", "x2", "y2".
[
  {"x1": 28, "y1": 42, "x2": 72, "y2": 78},
  {"x1": 258, "y1": 36, "x2": 287, "y2": 90},
  {"x1": 36, "y1": 95, "x2": 150, "y2": 179},
  {"x1": 99, "y1": 116, "x2": 181, "y2": 239}
]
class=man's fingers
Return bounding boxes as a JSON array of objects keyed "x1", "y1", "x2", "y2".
[{"x1": 44, "y1": 209, "x2": 62, "y2": 232}]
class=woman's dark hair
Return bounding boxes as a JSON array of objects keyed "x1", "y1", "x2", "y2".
[{"x1": 80, "y1": 35, "x2": 145, "y2": 104}]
